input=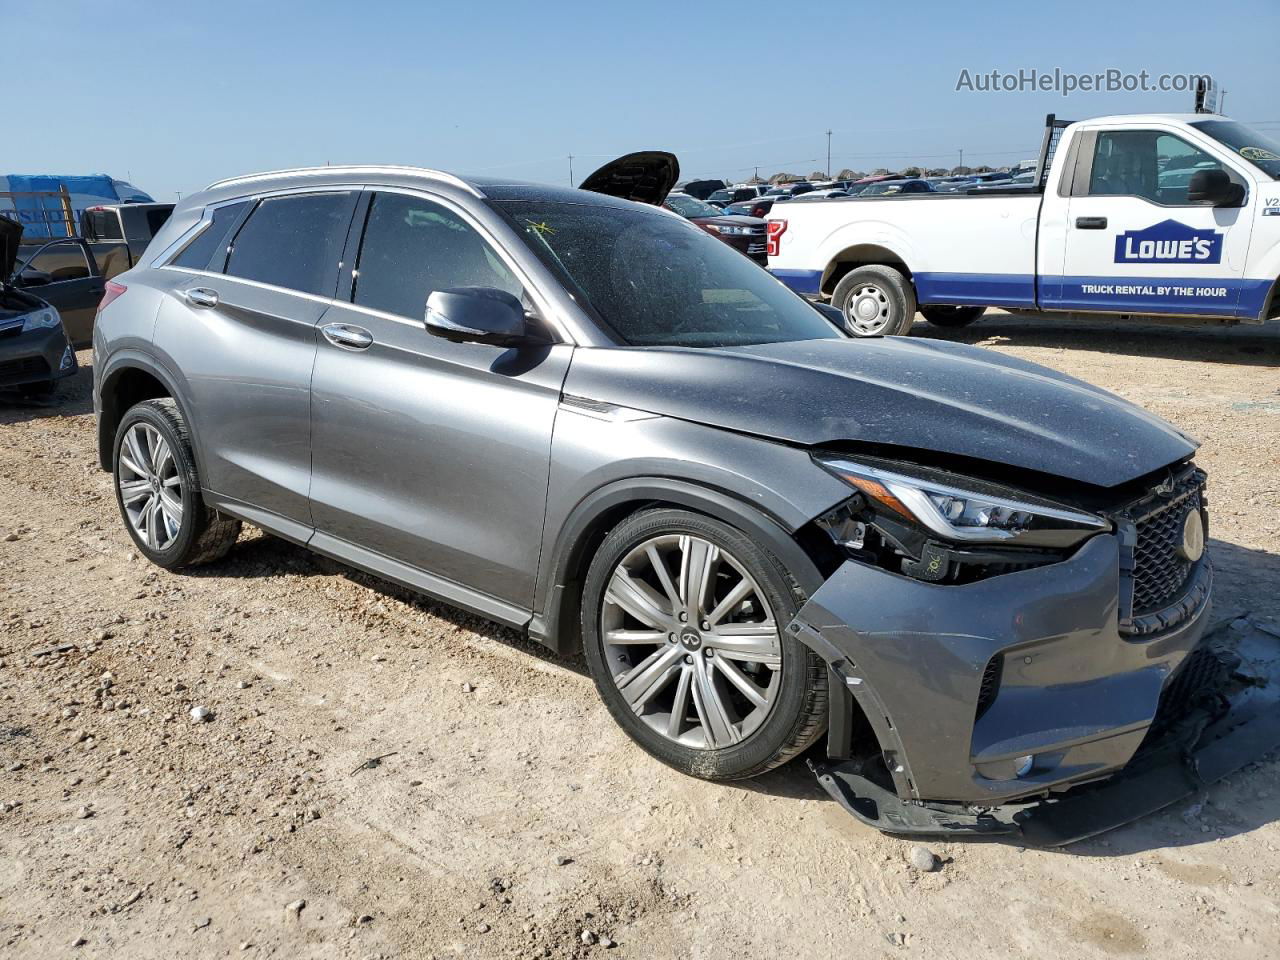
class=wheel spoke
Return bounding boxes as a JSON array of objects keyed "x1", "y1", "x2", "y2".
[
  {"x1": 123, "y1": 429, "x2": 152, "y2": 478},
  {"x1": 159, "y1": 489, "x2": 184, "y2": 521},
  {"x1": 119, "y1": 479, "x2": 152, "y2": 505},
  {"x1": 708, "y1": 621, "x2": 781, "y2": 666},
  {"x1": 605, "y1": 568, "x2": 673, "y2": 629},
  {"x1": 645, "y1": 543, "x2": 682, "y2": 613},
  {"x1": 666, "y1": 665, "x2": 693, "y2": 739},
  {"x1": 704, "y1": 576, "x2": 753, "y2": 627},
  {"x1": 143, "y1": 497, "x2": 160, "y2": 549},
  {"x1": 604, "y1": 628, "x2": 667, "y2": 645},
  {"x1": 678, "y1": 536, "x2": 718, "y2": 620},
  {"x1": 691, "y1": 657, "x2": 738, "y2": 748},
  {"x1": 714, "y1": 655, "x2": 769, "y2": 709},
  {"x1": 151, "y1": 436, "x2": 172, "y2": 478},
  {"x1": 616, "y1": 645, "x2": 684, "y2": 711}
]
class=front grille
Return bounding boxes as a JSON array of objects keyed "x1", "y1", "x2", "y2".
[
  {"x1": 1132, "y1": 477, "x2": 1203, "y2": 613},
  {"x1": 0, "y1": 356, "x2": 49, "y2": 381},
  {"x1": 1118, "y1": 468, "x2": 1208, "y2": 636},
  {"x1": 746, "y1": 242, "x2": 767, "y2": 254}
]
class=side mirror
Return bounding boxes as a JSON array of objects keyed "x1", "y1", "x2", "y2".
[
  {"x1": 1187, "y1": 168, "x2": 1246, "y2": 206},
  {"x1": 424, "y1": 287, "x2": 544, "y2": 347}
]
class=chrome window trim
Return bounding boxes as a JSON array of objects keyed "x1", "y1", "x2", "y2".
[{"x1": 156, "y1": 183, "x2": 582, "y2": 345}]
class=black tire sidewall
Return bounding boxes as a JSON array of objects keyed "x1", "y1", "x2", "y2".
[
  {"x1": 833, "y1": 266, "x2": 917, "y2": 337},
  {"x1": 581, "y1": 508, "x2": 818, "y2": 780},
  {"x1": 112, "y1": 401, "x2": 206, "y2": 569}
]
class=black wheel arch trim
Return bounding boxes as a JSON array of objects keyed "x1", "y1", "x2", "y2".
[
  {"x1": 530, "y1": 476, "x2": 826, "y2": 655},
  {"x1": 96, "y1": 350, "x2": 198, "y2": 476}
]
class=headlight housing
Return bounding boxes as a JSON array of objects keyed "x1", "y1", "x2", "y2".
[
  {"x1": 21, "y1": 308, "x2": 62, "y2": 332},
  {"x1": 814, "y1": 455, "x2": 1109, "y2": 549}
]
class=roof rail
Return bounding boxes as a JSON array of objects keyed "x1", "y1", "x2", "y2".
[{"x1": 204, "y1": 165, "x2": 483, "y2": 197}]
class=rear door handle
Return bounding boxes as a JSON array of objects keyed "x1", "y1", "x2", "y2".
[
  {"x1": 185, "y1": 287, "x2": 219, "y2": 307},
  {"x1": 1075, "y1": 216, "x2": 1108, "y2": 230},
  {"x1": 321, "y1": 322, "x2": 374, "y2": 351}
]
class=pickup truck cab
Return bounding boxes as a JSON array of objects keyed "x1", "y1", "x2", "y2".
[
  {"x1": 766, "y1": 114, "x2": 1280, "y2": 336},
  {"x1": 10, "y1": 202, "x2": 173, "y2": 346}
]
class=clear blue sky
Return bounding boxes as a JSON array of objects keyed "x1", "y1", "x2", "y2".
[{"x1": 10, "y1": 0, "x2": 1279, "y2": 199}]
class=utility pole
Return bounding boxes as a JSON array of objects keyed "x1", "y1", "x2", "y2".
[
  {"x1": 826, "y1": 130, "x2": 832, "y2": 178},
  {"x1": 959, "y1": 148, "x2": 964, "y2": 170},
  {"x1": 753, "y1": 165, "x2": 759, "y2": 182},
  {"x1": 568, "y1": 154, "x2": 574, "y2": 187}
]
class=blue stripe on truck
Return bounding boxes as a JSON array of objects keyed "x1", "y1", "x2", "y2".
[
  {"x1": 914, "y1": 272, "x2": 1037, "y2": 308},
  {"x1": 1041, "y1": 276, "x2": 1273, "y2": 319},
  {"x1": 770, "y1": 269, "x2": 823, "y2": 296},
  {"x1": 773, "y1": 267, "x2": 1273, "y2": 320}
]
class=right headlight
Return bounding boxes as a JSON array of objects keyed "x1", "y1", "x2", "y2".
[
  {"x1": 21, "y1": 308, "x2": 62, "y2": 332},
  {"x1": 814, "y1": 455, "x2": 1110, "y2": 548}
]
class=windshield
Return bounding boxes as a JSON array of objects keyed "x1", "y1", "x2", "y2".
[
  {"x1": 664, "y1": 194, "x2": 724, "y2": 219},
  {"x1": 498, "y1": 200, "x2": 844, "y2": 348},
  {"x1": 1190, "y1": 120, "x2": 1280, "y2": 180}
]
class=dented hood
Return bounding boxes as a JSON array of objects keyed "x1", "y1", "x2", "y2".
[{"x1": 564, "y1": 337, "x2": 1197, "y2": 488}]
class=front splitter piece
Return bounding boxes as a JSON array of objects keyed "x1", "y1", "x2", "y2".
[{"x1": 812, "y1": 699, "x2": 1280, "y2": 847}]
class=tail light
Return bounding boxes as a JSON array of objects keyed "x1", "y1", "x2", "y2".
[
  {"x1": 97, "y1": 280, "x2": 128, "y2": 315},
  {"x1": 766, "y1": 220, "x2": 787, "y2": 257}
]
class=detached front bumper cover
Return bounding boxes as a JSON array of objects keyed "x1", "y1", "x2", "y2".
[{"x1": 810, "y1": 623, "x2": 1280, "y2": 846}]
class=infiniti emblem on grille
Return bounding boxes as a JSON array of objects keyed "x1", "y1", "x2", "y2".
[{"x1": 1178, "y1": 510, "x2": 1205, "y2": 562}]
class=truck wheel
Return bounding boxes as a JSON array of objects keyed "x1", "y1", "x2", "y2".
[
  {"x1": 581, "y1": 508, "x2": 828, "y2": 781},
  {"x1": 831, "y1": 266, "x2": 917, "y2": 337},
  {"x1": 921, "y1": 305, "x2": 986, "y2": 328},
  {"x1": 113, "y1": 398, "x2": 242, "y2": 569}
]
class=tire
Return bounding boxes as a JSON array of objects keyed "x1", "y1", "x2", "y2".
[
  {"x1": 921, "y1": 305, "x2": 986, "y2": 328},
  {"x1": 831, "y1": 264, "x2": 917, "y2": 337},
  {"x1": 112, "y1": 398, "x2": 241, "y2": 569},
  {"x1": 581, "y1": 508, "x2": 828, "y2": 781}
]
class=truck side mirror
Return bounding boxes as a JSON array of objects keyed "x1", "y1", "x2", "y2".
[{"x1": 1187, "y1": 169, "x2": 1245, "y2": 207}]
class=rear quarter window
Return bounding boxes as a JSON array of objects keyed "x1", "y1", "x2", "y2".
[{"x1": 171, "y1": 201, "x2": 249, "y2": 270}]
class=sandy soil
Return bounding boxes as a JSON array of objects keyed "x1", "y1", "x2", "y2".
[{"x1": 1, "y1": 313, "x2": 1278, "y2": 959}]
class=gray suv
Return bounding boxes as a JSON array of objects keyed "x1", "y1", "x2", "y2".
[{"x1": 93, "y1": 156, "x2": 1241, "y2": 840}]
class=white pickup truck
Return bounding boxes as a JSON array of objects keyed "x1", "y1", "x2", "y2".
[{"x1": 765, "y1": 113, "x2": 1280, "y2": 335}]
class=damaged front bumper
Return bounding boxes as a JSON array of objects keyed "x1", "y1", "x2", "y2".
[{"x1": 789, "y1": 534, "x2": 1280, "y2": 843}]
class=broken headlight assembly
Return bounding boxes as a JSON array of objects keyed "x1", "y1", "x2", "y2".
[{"x1": 812, "y1": 455, "x2": 1111, "y2": 583}]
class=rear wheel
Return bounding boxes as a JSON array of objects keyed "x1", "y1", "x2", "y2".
[
  {"x1": 921, "y1": 305, "x2": 986, "y2": 328},
  {"x1": 831, "y1": 265, "x2": 917, "y2": 337},
  {"x1": 582, "y1": 508, "x2": 827, "y2": 781},
  {"x1": 113, "y1": 398, "x2": 241, "y2": 569}
]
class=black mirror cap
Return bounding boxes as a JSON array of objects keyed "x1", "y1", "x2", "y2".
[
  {"x1": 424, "y1": 286, "x2": 542, "y2": 347},
  {"x1": 1187, "y1": 168, "x2": 1246, "y2": 206}
]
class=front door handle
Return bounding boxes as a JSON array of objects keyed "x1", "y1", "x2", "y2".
[
  {"x1": 185, "y1": 287, "x2": 219, "y2": 308},
  {"x1": 321, "y1": 322, "x2": 374, "y2": 351},
  {"x1": 1075, "y1": 216, "x2": 1108, "y2": 230}
]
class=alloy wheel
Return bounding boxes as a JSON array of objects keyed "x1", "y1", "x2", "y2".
[
  {"x1": 845, "y1": 282, "x2": 893, "y2": 335},
  {"x1": 117, "y1": 422, "x2": 184, "y2": 551},
  {"x1": 599, "y1": 534, "x2": 783, "y2": 750}
]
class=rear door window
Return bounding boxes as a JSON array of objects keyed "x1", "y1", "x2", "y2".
[
  {"x1": 225, "y1": 192, "x2": 357, "y2": 296},
  {"x1": 171, "y1": 201, "x2": 249, "y2": 270},
  {"x1": 351, "y1": 192, "x2": 521, "y2": 319}
]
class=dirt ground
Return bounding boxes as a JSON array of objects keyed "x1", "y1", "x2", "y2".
[{"x1": 1, "y1": 312, "x2": 1278, "y2": 960}]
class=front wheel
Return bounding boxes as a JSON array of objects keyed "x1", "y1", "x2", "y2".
[
  {"x1": 921, "y1": 305, "x2": 986, "y2": 328},
  {"x1": 581, "y1": 508, "x2": 828, "y2": 781}
]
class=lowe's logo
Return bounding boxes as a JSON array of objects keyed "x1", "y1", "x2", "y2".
[{"x1": 1114, "y1": 219, "x2": 1222, "y2": 264}]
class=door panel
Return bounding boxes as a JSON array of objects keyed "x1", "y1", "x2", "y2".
[
  {"x1": 1047, "y1": 128, "x2": 1255, "y2": 317},
  {"x1": 153, "y1": 275, "x2": 323, "y2": 525},
  {"x1": 29, "y1": 275, "x2": 104, "y2": 346},
  {"x1": 309, "y1": 305, "x2": 570, "y2": 609}
]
